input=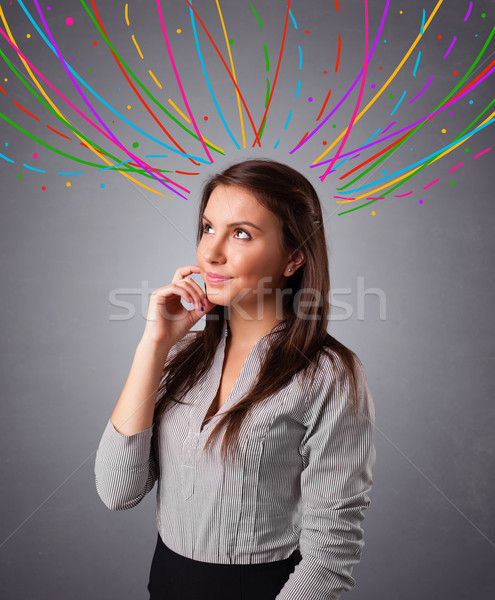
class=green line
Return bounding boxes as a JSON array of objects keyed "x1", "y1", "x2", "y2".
[
  {"x1": 264, "y1": 43, "x2": 270, "y2": 72},
  {"x1": 79, "y1": 0, "x2": 224, "y2": 155},
  {"x1": 336, "y1": 25, "x2": 495, "y2": 193},
  {"x1": 456, "y1": 98, "x2": 495, "y2": 139},
  {"x1": 337, "y1": 197, "x2": 379, "y2": 216},
  {"x1": 250, "y1": 3, "x2": 262, "y2": 29},
  {"x1": 265, "y1": 78, "x2": 270, "y2": 108},
  {"x1": 0, "y1": 113, "x2": 172, "y2": 178}
]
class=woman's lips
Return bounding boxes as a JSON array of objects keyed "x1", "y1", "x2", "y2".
[{"x1": 206, "y1": 273, "x2": 234, "y2": 284}]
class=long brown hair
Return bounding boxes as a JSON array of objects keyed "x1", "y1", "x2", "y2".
[{"x1": 153, "y1": 158, "x2": 363, "y2": 464}]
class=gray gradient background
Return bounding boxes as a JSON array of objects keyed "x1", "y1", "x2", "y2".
[{"x1": 1, "y1": 0, "x2": 494, "y2": 598}]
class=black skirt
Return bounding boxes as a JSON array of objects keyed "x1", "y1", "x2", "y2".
[{"x1": 147, "y1": 532, "x2": 302, "y2": 600}]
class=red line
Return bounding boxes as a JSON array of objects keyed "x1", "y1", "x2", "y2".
[
  {"x1": 12, "y1": 99, "x2": 39, "y2": 120},
  {"x1": 316, "y1": 89, "x2": 331, "y2": 121},
  {"x1": 335, "y1": 32, "x2": 341, "y2": 73},
  {"x1": 0, "y1": 84, "x2": 6, "y2": 95},
  {"x1": 253, "y1": 0, "x2": 291, "y2": 145},
  {"x1": 335, "y1": 0, "x2": 339, "y2": 11},
  {"x1": 186, "y1": 0, "x2": 261, "y2": 147},
  {"x1": 46, "y1": 124, "x2": 72, "y2": 140},
  {"x1": 297, "y1": 131, "x2": 309, "y2": 146},
  {"x1": 175, "y1": 170, "x2": 200, "y2": 175},
  {"x1": 91, "y1": 1, "x2": 200, "y2": 167}
]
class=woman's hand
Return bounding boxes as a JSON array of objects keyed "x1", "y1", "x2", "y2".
[{"x1": 141, "y1": 265, "x2": 214, "y2": 346}]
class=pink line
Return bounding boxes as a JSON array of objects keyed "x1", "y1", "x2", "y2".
[
  {"x1": 334, "y1": 196, "x2": 356, "y2": 200},
  {"x1": 443, "y1": 35, "x2": 457, "y2": 59},
  {"x1": 395, "y1": 191, "x2": 413, "y2": 197},
  {"x1": 409, "y1": 75, "x2": 434, "y2": 103},
  {"x1": 464, "y1": 2, "x2": 473, "y2": 22},
  {"x1": 472, "y1": 147, "x2": 491, "y2": 159},
  {"x1": 156, "y1": 0, "x2": 213, "y2": 164},
  {"x1": 320, "y1": 0, "x2": 369, "y2": 181},
  {"x1": 423, "y1": 178, "x2": 440, "y2": 190},
  {"x1": 0, "y1": 24, "x2": 189, "y2": 197},
  {"x1": 448, "y1": 161, "x2": 464, "y2": 173}
]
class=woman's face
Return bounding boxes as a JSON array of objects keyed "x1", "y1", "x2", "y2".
[{"x1": 196, "y1": 184, "x2": 290, "y2": 316}]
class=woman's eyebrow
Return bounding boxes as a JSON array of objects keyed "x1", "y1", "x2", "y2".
[{"x1": 202, "y1": 214, "x2": 264, "y2": 232}]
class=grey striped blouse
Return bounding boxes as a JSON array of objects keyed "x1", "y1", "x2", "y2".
[{"x1": 94, "y1": 320, "x2": 376, "y2": 599}]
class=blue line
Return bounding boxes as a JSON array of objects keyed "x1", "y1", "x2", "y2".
[
  {"x1": 98, "y1": 160, "x2": 131, "y2": 171},
  {"x1": 16, "y1": 0, "x2": 210, "y2": 164},
  {"x1": 145, "y1": 154, "x2": 168, "y2": 158},
  {"x1": 338, "y1": 116, "x2": 495, "y2": 195},
  {"x1": 190, "y1": 8, "x2": 240, "y2": 150},
  {"x1": 390, "y1": 91, "x2": 406, "y2": 116},
  {"x1": 58, "y1": 171, "x2": 85, "y2": 175},
  {"x1": 295, "y1": 79, "x2": 301, "y2": 99},
  {"x1": 298, "y1": 46, "x2": 303, "y2": 70},
  {"x1": 420, "y1": 8, "x2": 425, "y2": 35},
  {"x1": 289, "y1": 9, "x2": 298, "y2": 29},
  {"x1": 367, "y1": 127, "x2": 381, "y2": 144},
  {"x1": 274, "y1": 139, "x2": 280, "y2": 149},
  {"x1": 413, "y1": 50, "x2": 421, "y2": 77},
  {"x1": 284, "y1": 110, "x2": 293, "y2": 130},
  {"x1": 0, "y1": 152, "x2": 15, "y2": 163},
  {"x1": 23, "y1": 163, "x2": 46, "y2": 172},
  {"x1": 331, "y1": 156, "x2": 350, "y2": 171}
]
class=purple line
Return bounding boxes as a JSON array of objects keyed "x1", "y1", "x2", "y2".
[
  {"x1": 443, "y1": 35, "x2": 457, "y2": 59},
  {"x1": 382, "y1": 121, "x2": 397, "y2": 134},
  {"x1": 31, "y1": 0, "x2": 188, "y2": 199},
  {"x1": 408, "y1": 75, "x2": 434, "y2": 104},
  {"x1": 464, "y1": 2, "x2": 473, "y2": 22},
  {"x1": 310, "y1": 66, "x2": 494, "y2": 166},
  {"x1": 289, "y1": 0, "x2": 390, "y2": 154}
]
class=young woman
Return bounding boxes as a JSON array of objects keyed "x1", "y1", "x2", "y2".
[{"x1": 94, "y1": 158, "x2": 376, "y2": 600}]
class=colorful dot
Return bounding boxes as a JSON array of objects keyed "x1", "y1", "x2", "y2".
[
  {"x1": 305, "y1": 30, "x2": 310, "y2": 34},
  {"x1": 204, "y1": 116, "x2": 208, "y2": 121},
  {"x1": 370, "y1": 83, "x2": 376, "y2": 89},
  {"x1": 418, "y1": 199, "x2": 423, "y2": 204},
  {"x1": 229, "y1": 39, "x2": 234, "y2": 44},
  {"x1": 481, "y1": 13, "x2": 486, "y2": 18},
  {"x1": 469, "y1": 100, "x2": 473, "y2": 104},
  {"x1": 449, "y1": 111, "x2": 453, "y2": 115},
  {"x1": 42, "y1": 186, "x2": 46, "y2": 191},
  {"x1": 100, "y1": 183, "x2": 105, "y2": 189},
  {"x1": 453, "y1": 70, "x2": 458, "y2": 76},
  {"x1": 450, "y1": 182, "x2": 455, "y2": 187},
  {"x1": 47, "y1": 7, "x2": 51, "y2": 10},
  {"x1": 177, "y1": 29, "x2": 181, "y2": 34},
  {"x1": 437, "y1": 35, "x2": 442, "y2": 40},
  {"x1": 382, "y1": 169, "x2": 387, "y2": 174},
  {"x1": 308, "y1": 97, "x2": 313, "y2": 102},
  {"x1": 4, "y1": 142, "x2": 8, "y2": 146},
  {"x1": 66, "y1": 17, "x2": 74, "y2": 26},
  {"x1": 70, "y1": 57, "x2": 73, "y2": 60},
  {"x1": 4, "y1": 78, "x2": 7, "y2": 82},
  {"x1": 66, "y1": 181, "x2": 71, "y2": 187},
  {"x1": 332, "y1": 124, "x2": 336, "y2": 128},
  {"x1": 371, "y1": 210, "x2": 376, "y2": 215},
  {"x1": 465, "y1": 148, "x2": 469, "y2": 152},
  {"x1": 132, "y1": 142, "x2": 139, "y2": 148},
  {"x1": 127, "y1": 105, "x2": 131, "y2": 109},
  {"x1": 93, "y1": 41, "x2": 97, "y2": 46},
  {"x1": 388, "y1": 94, "x2": 394, "y2": 99},
  {"x1": 322, "y1": 141, "x2": 327, "y2": 145},
  {"x1": 26, "y1": 34, "x2": 31, "y2": 38},
  {"x1": 323, "y1": 71, "x2": 327, "y2": 74},
  {"x1": 441, "y1": 128, "x2": 446, "y2": 133},
  {"x1": 378, "y1": 66, "x2": 382, "y2": 70},
  {"x1": 18, "y1": 173, "x2": 22, "y2": 179},
  {"x1": 400, "y1": 10, "x2": 403, "y2": 14},
  {"x1": 32, "y1": 153, "x2": 38, "y2": 159}
]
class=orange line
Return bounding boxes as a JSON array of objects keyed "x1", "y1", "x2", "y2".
[
  {"x1": 335, "y1": 32, "x2": 341, "y2": 73},
  {"x1": 316, "y1": 89, "x2": 331, "y2": 121},
  {"x1": 46, "y1": 124, "x2": 72, "y2": 140},
  {"x1": 12, "y1": 99, "x2": 39, "y2": 120}
]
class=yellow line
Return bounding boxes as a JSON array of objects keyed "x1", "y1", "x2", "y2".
[
  {"x1": 168, "y1": 98, "x2": 191, "y2": 123},
  {"x1": 313, "y1": 0, "x2": 445, "y2": 166},
  {"x1": 148, "y1": 69, "x2": 163, "y2": 89},
  {"x1": 132, "y1": 34, "x2": 144, "y2": 59},
  {"x1": 343, "y1": 108, "x2": 495, "y2": 202},
  {"x1": 0, "y1": 7, "x2": 173, "y2": 199},
  {"x1": 125, "y1": 3, "x2": 129, "y2": 26},
  {"x1": 216, "y1": 0, "x2": 246, "y2": 148}
]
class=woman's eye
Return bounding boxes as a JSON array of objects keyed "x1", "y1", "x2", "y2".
[{"x1": 202, "y1": 224, "x2": 251, "y2": 240}]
